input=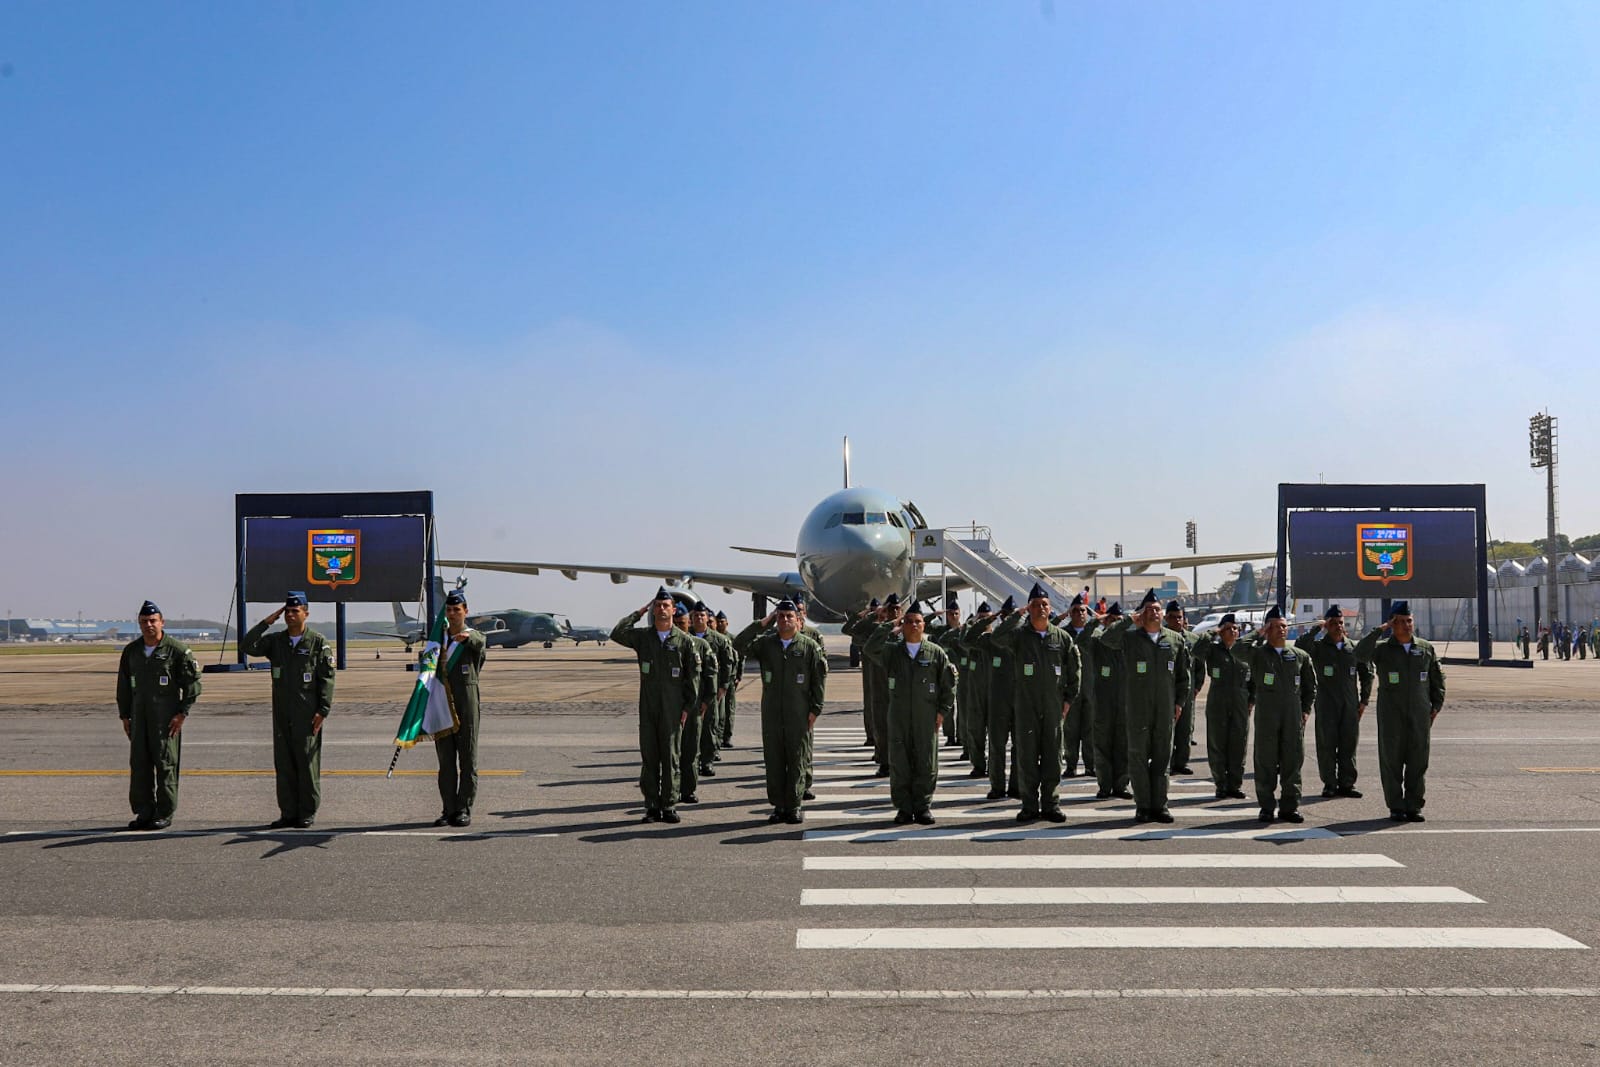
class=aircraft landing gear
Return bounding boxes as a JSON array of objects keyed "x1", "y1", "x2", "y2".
[{"x1": 543, "y1": 641, "x2": 554, "y2": 648}]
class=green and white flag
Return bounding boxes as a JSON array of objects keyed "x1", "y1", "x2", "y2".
[{"x1": 391, "y1": 607, "x2": 460, "y2": 751}]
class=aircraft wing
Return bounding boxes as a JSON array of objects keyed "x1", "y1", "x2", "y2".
[
  {"x1": 436, "y1": 558, "x2": 803, "y2": 600},
  {"x1": 1035, "y1": 550, "x2": 1274, "y2": 578}
]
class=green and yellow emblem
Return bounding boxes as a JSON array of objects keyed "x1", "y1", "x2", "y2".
[
  {"x1": 308, "y1": 530, "x2": 361, "y2": 588},
  {"x1": 1356, "y1": 523, "x2": 1411, "y2": 586}
]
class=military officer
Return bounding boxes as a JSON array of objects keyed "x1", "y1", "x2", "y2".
[
  {"x1": 1191, "y1": 612, "x2": 1253, "y2": 800},
  {"x1": 1355, "y1": 601, "x2": 1446, "y2": 822},
  {"x1": 988, "y1": 583, "x2": 1082, "y2": 822},
  {"x1": 794, "y1": 593, "x2": 825, "y2": 647},
  {"x1": 691, "y1": 602, "x2": 734, "y2": 782},
  {"x1": 241, "y1": 591, "x2": 335, "y2": 829},
  {"x1": 714, "y1": 610, "x2": 741, "y2": 745},
  {"x1": 734, "y1": 599, "x2": 827, "y2": 824},
  {"x1": 841, "y1": 597, "x2": 883, "y2": 751},
  {"x1": 1295, "y1": 604, "x2": 1374, "y2": 799},
  {"x1": 1238, "y1": 604, "x2": 1317, "y2": 823},
  {"x1": 433, "y1": 588, "x2": 487, "y2": 827},
  {"x1": 675, "y1": 602, "x2": 717, "y2": 804},
  {"x1": 867, "y1": 601, "x2": 956, "y2": 825},
  {"x1": 970, "y1": 595, "x2": 1022, "y2": 801},
  {"x1": 932, "y1": 599, "x2": 966, "y2": 750},
  {"x1": 854, "y1": 593, "x2": 904, "y2": 776},
  {"x1": 116, "y1": 600, "x2": 202, "y2": 830},
  {"x1": 1090, "y1": 602, "x2": 1132, "y2": 800},
  {"x1": 610, "y1": 588, "x2": 703, "y2": 823},
  {"x1": 1059, "y1": 593, "x2": 1098, "y2": 778},
  {"x1": 1164, "y1": 600, "x2": 1200, "y2": 775},
  {"x1": 958, "y1": 601, "x2": 995, "y2": 778},
  {"x1": 1095, "y1": 590, "x2": 1189, "y2": 822}
]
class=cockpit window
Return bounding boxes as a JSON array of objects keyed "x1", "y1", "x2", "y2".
[
  {"x1": 824, "y1": 513, "x2": 843, "y2": 529},
  {"x1": 840, "y1": 511, "x2": 889, "y2": 526},
  {"x1": 842, "y1": 512, "x2": 865, "y2": 525},
  {"x1": 887, "y1": 512, "x2": 904, "y2": 528},
  {"x1": 866, "y1": 512, "x2": 887, "y2": 524}
]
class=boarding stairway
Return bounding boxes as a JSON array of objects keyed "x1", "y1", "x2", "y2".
[{"x1": 913, "y1": 526, "x2": 1076, "y2": 609}]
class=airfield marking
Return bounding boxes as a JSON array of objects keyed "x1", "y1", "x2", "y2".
[
  {"x1": 1520, "y1": 767, "x2": 1600, "y2": 773},
  {"x1": 795, "y1": 927, "x2": 1587, "y2": 950},
  {"x1": 2, "y1": 983, "x2": 1599, "y2": 1001},
  {"x1": 0, "y1": 769, "x2": 525, "y2": 777},
  {"x1": 799, "y1": 886, "x2": 1481, "y2": 906},
  {"x1": 802, "y1": 854, "x2": 1406, "y2": 871}
]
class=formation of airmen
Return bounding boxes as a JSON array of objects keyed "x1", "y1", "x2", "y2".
[{"x1": 111, "y1": 583, "x2": 1449, "y2": 832}]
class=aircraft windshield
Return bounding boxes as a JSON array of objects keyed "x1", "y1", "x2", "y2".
[{"x1": 837, "y1": 512, "x2": 889, "y2": 526}]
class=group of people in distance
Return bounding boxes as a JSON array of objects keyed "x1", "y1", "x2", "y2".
[{"x1": 619, "y1": 582, "x2": 1448, "y2": 828}]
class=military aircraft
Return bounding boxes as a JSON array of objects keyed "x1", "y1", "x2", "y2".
[
  {"x1": 438, "y1": 439, "x2": 1273, "y2": 625},
  {"x1": 360, "y1": 598, "x2": 574, "y2": 651},
  {"x1": 561, "y1": 619, "x2": 610, "y2": 646}
]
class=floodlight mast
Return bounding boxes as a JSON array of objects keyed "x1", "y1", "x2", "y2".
[{"x1": 1529, "y1": 411, "x2": 1559, "y2": 629}]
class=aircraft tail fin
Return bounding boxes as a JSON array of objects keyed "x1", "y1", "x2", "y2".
[
  {"x1": 392, "y1": 601, "x2": 415, "y2": 627},
  {"x1": 1232, "y1": 562, "x2": 1257, "y2": 607}
]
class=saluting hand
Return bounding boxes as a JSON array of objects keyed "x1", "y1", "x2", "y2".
[{"x1": 264, "y1": 607, "x2": 285, "y2": 625}]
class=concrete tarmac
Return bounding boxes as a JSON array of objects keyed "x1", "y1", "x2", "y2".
[{"x1": 2, "y1": 641, "x2": 1599, "y2": 1063}]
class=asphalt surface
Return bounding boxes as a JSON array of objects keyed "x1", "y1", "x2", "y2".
[{"x1": 3, "y1": 650, "x2": 1600, "y2": 1064}]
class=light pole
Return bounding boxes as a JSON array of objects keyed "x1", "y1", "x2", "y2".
[
  {"x1": 1530, "y1": 411, "x2": 1559, "y2": 631},
  {"x1": 1184, "y1": 520, "x2": 1197, "y2": 605},
  {"x1": 1086, "y1": 551, "x2": 1098, "y2": 602},
  {"x1": 1115, "y1": 543, "x2": 1124, "y2": 603}
]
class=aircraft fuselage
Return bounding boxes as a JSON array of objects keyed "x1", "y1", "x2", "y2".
[{"x1": 794, "y1": 487, "x2": 919, "y2": 617}]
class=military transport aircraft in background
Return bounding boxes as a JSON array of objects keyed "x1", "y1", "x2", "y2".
[
  {"x1": 561, "y1": 619, "x2": 610, "y2": 646},
  {"x1": 360, "y1": 597, "x2": 577, "y2": 651},
  {"x1": 439, "y1": 439, "x2": 1273, "y2": 623}
]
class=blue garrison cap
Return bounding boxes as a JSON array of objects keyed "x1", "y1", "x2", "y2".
[
  {"x1": 654, "y1": 586, "x2": 674, "y2": 602},
  {"x1": 672, "y1": 601, "x2": 688, "y2": 617},
  {"x1": 884, "y1": 594, "x2": 900, "y2": 608},
  {"x1": 1028, "y1": 582, "x2": 1050, "y2": 602},
  {"x1": 868, "y1": 597, "x2": 880, "y2": 609},
  {"x1": 1139, "y1": 589, "x2": 1161, "y2": 608},
  {"x1": 1324, "y1": 604, "x2": 1343, "y2": 619},
  {"x1": 776, "y1": 599, "x2": 797, "y2": 612},
  {"x1": 1106, "y1": 602, "x2": 1123, "y2": 617},
  {"x1": 1219, "y1": 612, "x2": 1238, "y2": 626},
  {"x1": 793, "y1": 592, "x2": 807, "y2": 606},
  {"x1": 1070, "y1": 592, "x2": 1087, "y2": 607},
  {"x1": 1166, "y1": 600, "x2": 1183, "y2": 612},
  {"x1": 285, "y1": 591, "x2": 308, "y2": 608},
  {"x1": 1390, "y1": 600, "x2": 1412, "y2": 617},
  {"x1": 999, "y1": 595, "x2": 1016, "y2": 614},
  {"x1": 977, "y1": 601, "x2": 993, "y2": 614},
  {"x1": 1264, "y1": 603, "x2": 1285, "y2": 621},
  {"x1": 902, "y1": 600, "x2": 924, "y2": 617},
  {"x1": 445, "y1": 589, "x2": 467, "y2": 606},
  {"x1": 138, "y1": 600, "x2": 161, "y2": 617},
  {"x1": 691, "y1": 600, "x2": 709, "y2": 613},
  {"x1": 715, "y1": 610, "x2": 727, "y2": 620}
]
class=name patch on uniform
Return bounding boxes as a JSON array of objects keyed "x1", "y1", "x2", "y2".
[
  {"x1": 763, "y1": 671, "x2": 772, "y2": 684},
  {"x1": 158, "y1": 676, "x2": 169, "y2": 686},
  {"x1": 670, "y1": 667, "x2": 680, "y2": 678},
  {"x1": 796, "y1": 674, "x2": 806, "y2": 684},
  {"x1": 271, "y1": 668, "x2": 281, "y2": 680},
  {"x1": 1024, "y1": 664, "x2": 1035, "y2": 677},
  {"x1": 1211, "y1": 667, "x2": 1221, "y2": 679},
  {"x1": 641, "y1": 663, "x2": 651, "y2": 675},
  {"x1": 1054, "y1": 665, "x2": 1062, "y2": 677},
  {"x1": 992, "y1": 657, "x2": 1001, "y2": 668},
  {"x1": 302, "y1": 672, "x2": 312, "y2": 683},
  {"x1": 1100, "y1": 666, "x2": 1110, "y2": 677},
  {"x1": 1388, "y1": 671, "x2": 1400, "y2": 685},
  {"x1": 1136, "y1": 662, "x2": 1148, "y2": 675},
  {"x1": 1263, "y1": 673, "x2": 1276, "y2": 686},
  {"x1": 1324, "y1": 666, "x2": 1335, "y2": 677},
  {"x1": 888, "y1": 678, "x2": 897, "y2": 690},
  {"x1": 1166, "y1": 661, "x2": 1174, "y2": 672},
  {"x1": 1419, "y1": 671, "x2": 1428, "y2": 680}
]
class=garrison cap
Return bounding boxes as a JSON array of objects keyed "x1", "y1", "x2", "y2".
[
  {"x1": 902, "y1": 600, "x2": 924, "y2": 617},
  {"x1": 138, "y1": 600, "x2": 161, "y2": 617},
  {"x1": 1263, "y1": 603, "x2": 1285, "y2": 621},
  {"x1": 1070, "y1": 592, "x2": 1087, "y2": 608},
  {"x1": 1027, "y1": 582, "x2": 1050, "y2": 602},
  {"x1": 1000, "y1": 595, "x2": 1016, "y2": 614},
  {"x1": 1106, "y1": 602, "x2": 1123, "y2": 617},
  {"x1": 672, "y1": 601, "x2": 688, "y2": 617},
  {"x1": 869, "y1": 597, "x2": 880, "y2": 609},
  {"x1": 714, "y1": 610, "x2": 727, "y2": 620},
  {"x1": 654, "y1": 586, "x2": 674, "y2": 601},
  {"x1": 691, "y1": 600, "x2": 709, "y2": 613},
  {"x1": 1324, "y1": 604, "x2": 1344, "y2": 620},
  {"x1": 285, "y1": 591, "x2": 308, "y2": 608},
  {"x1": 977, "y1": 601, "x2": 993, "y2": 614},
  {"x1": 884, "y1": 593, "x2": 900, "y2": 608},
  {"x1": 1390, "y1": 600, "x2": 1412, "y2": 617},
  {"x1": 945, "y1": 600, "x2": 961, "y2": 614},
  {"x1": 1165, "y1": 599, "x2": 1183, "y2": 613},
  {"x1": 793, "y1": 592, "x2": 807, "y2": 606},
  {"x1": 1219, "y1": 612, "x2": 1238, "y2": 626},
  {"x1": 1139, "y1": 589, "x2": 1161, "y2": 609},
  {"x1": 444, "y1": 589, "x2": 467, "y2": 606},
  {"x1": 775, "y1": 599, "x2": 797, "y2": 612}
]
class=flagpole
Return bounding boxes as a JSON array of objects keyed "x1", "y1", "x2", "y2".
[{"x1": 386, "y1": 745, "x2": 403, "y2": 779}]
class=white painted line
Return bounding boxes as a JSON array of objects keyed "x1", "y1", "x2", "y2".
[
  {"x1": 800, "y1": 886, "x2": 1482, "y2": 906},
  {"x1": 796, "y1": 927, "x2": 1588, "y2": 950},
  {"x1": 803, "y1": 854, "x2": 1405, "y2": 871},
  {"x1": 803, "y1": 826, "x2": 1341, "y2": 842},
  {"x1": 0, "y1": 828, "x2": 558, "y2": 841},
  {"x1": 794, "y1": 806, "x2": 1261, "y2": 821},
  {"x1": 2, "y1": 983, "x2": 1599, "y2": 1000},
  {"x1": 1332, "y1": 827, "x2": 1600, "y2": 837}
]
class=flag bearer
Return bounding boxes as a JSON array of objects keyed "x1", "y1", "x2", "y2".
[{"x1": 432, "y1": 589, "x2": 487, "y2": 827}]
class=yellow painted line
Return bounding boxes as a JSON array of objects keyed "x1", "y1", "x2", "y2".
[
  {"x1": 1521, "y1": 767, "x2": 1600, "y2": 774},
  {"x1": 0, "y1": 769, "x2": 525, "y2": 778}
]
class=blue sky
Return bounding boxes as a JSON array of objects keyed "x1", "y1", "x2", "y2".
[{"x1": 4, "y1": 1, "x2": 1598, "y2": 622}]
